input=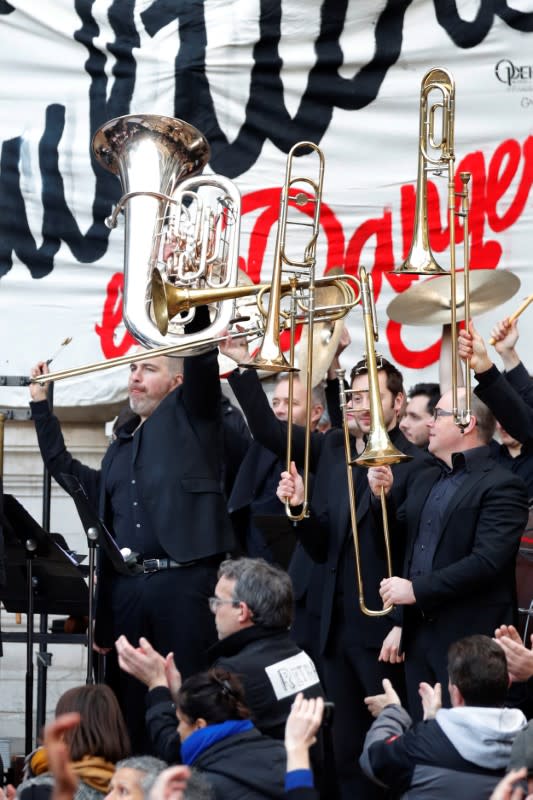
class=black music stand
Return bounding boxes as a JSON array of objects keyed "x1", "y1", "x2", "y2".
[
  {"x1": 0, "y1": 494, "x2": 88, "y2": 754},
  {"x1": 59, "y1": 475, "x2": 133, "y2": 683}
]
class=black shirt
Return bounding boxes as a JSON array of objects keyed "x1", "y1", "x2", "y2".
[{"x1": 105, "y1": 417, "x2": 165, "y2": 559}]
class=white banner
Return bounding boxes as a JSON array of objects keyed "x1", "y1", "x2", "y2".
[{"x1": 0, "y1": 1, "x2": 532, "y2": 409}]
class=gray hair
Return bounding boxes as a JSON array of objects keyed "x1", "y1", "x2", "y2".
[
  {"x1": 218, "y1": 557, "x2": 293, "y2": 628},
  {"x1": 115, "y1": 756, "x2": 168, "y2": 795},
  {"x1": 312, "y1": 381, "x2": 326, "y2": 409},
  {"x1": 165, "y1": 355, "x2": 184, "y2": 378}
]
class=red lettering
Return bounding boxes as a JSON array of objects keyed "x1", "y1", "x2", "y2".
[
  {"x1": 387, "y1": 319, "x2": 442, "y2": 370},
  {"x1": 95, "y1": 272, "x2": 136, "y2": 358},
  {"x1": 92, "y1": 136, "x2": 530, "y2": 371},
  {"x1": 486, "y1": 136, "x2": 533, "y2": 232}
]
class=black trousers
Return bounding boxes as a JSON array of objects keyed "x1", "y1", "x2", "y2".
[
  {"x1": 322, "y1": 611, "x2": 406, "y2": 800},
  {"x1": 105, "y1": 560, "x2": 219, "y2": 753},
  {"x1": 403, "y1": 622, "x2": 452, "y2": 721}
]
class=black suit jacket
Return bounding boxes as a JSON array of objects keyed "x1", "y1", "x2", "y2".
[
  {"x1": 228, "y1": 441, "x2": 282, "y2": 517},
  {"x1": 395, "y1": 449, "x2": 528, "y2": 653},
  {"x1": 228, "y1": 368, "x2": 430, "y2": 651},
  {"x1": 474, "y1": 364, "x2": 533, "y2": 444}
]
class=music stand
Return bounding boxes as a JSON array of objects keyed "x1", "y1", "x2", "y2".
[
  {"x1": 0, "y1": 494, "x2": 88, "y2": 754},
  {"x1": 59, "y1": 475, "x2": 132, "y2": 683}
]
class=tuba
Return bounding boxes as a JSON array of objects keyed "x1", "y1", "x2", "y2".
[{"x1": 93, "y1": 114, "x2": 241, "y2": 351}]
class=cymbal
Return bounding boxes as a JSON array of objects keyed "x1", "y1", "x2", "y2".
[{"x1": 386, "y1": 269, "x2": 521, "y2": 326}]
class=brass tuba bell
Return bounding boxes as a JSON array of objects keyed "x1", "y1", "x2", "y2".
[{"x1": 92, "y1": 114, "x2": 241, "y2": 351}]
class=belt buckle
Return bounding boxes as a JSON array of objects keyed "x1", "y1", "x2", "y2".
[{"x1": 143, "y1": 558, "x2": 160, "y2": 573}]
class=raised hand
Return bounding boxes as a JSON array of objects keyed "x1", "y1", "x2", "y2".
[
  {"x1": 364, "y1": 678, "x2": 402, "y2": 718},
  {"x1": 115, "y1": 634, "x2": 169, "y2": 690},
  {"x1": 29, "y1": 361, "x2": 50, "y2": 402}
]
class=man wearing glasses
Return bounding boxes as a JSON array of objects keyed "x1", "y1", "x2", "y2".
[
  {"x1": 369, "y1": 388, "x2": 528, "y2": 719},
  {"x1": 117, "y1": 557, "x2": 324, "y2": 760}
]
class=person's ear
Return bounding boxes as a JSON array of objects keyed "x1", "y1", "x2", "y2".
[
  {"x1": 195, "y1": 717, "x2": 208, "y2": 730},
  {"x1": 174, "y1": 373, "x2": 184, "y2": 387},
  {"x1": 238, "y1": 601, "x2": 254, "y2": 624},
  {"x1": 449, "y1": 683, "x2": 465, "y2": 707},
  {"x1": 311, "y1": 403, "x2": 324, "y2": 426},
  {"x1": 394, "y1": 392, "x2": 404, "y2": 416},
  {"x1": 463, "y1": 413, "x2": 477, "y2": 436}
]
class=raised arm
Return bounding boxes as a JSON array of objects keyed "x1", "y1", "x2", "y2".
[
  {"x1": 458, "y1": 321, "x2": 533, "y2": 442},
  {"x1": 29, "y1": 362, "x2": 101, "y2": 505}
]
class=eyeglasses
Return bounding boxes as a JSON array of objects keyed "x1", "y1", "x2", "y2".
[
  {"x1": 208, "y1": 596, "x2": 239, "y2": 612},
  {"x1": 431, "y1": 408, "x2": 455, "y2": 422}
]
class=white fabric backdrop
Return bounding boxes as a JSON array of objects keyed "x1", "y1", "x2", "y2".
[{"x1": 0, "y1": 0, "x2": 532, "y2": 407}]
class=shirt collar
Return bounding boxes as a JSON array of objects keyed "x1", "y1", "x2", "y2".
[
  {"x1": 115, "y1": 414, "x2": 141, "y2": 440},
  {"x1": 450, "y1": 444, "x2": 490, "y2": 473}
]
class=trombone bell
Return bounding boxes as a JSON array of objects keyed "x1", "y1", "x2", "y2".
[
  {"x1": 391, "y1": 67, "x2": 455, "y2": 276},
  {"x1": 354, "y1": 432, "x2": 412, "y2": 468}
]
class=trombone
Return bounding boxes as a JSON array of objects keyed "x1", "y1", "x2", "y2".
[
  {"x1": 337, "y1": 267, "x2": 411, "y2": 617},
  {"x1": 240, "y1": 141, "x2": 360, "y2": 522},
  {"x1": 393, "y1": 67, "x2": 471, "y2": 429},
  {"x1": 31, "y1": 272, "x2": 357, "y2": 385}
]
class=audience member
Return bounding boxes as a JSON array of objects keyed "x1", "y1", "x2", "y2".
[
  {"x1": 175, "y1": 667, "x2": 286, "y2": 799},
  {"x1": 496, "y1": 625, "x2": 533, "y2": 683},
  {"x1": 489, "y1": 768, "x2": 532, "y2": 800},
  {"x1": 15, "y1": 715, "x2": 202, "y2": 800},
  {"x1": 148, "y1": 767, "x2": 209, "y2": 800},
  {"x1": 284, "y1": 694, "x2": 325, "y2": 800},
  {"x1": 503, "y1": 721, "x2": 533, "y2": 799},
  {"x1": 116, "y1": 558, "x2": 323, "y2": 762},
  {"x1": 17, "y1": 685, "x2": 130, "y2": 800},
  {"x1": 105, "y1": 757, "x2": 166, "y2": 800},
  {"x1": 360, "y1": 635, "x2": 528, "y2": 798}
]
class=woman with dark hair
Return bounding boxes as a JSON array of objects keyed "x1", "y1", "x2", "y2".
[
  {"x1": 176, "y1": 668, "x2": 286, "y2": 799},
  {"x1": 17, "y1": 684, "x2": 131, "y2": 800}
]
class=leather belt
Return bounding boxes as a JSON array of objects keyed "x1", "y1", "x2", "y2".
[{"x1": 142, "y1": 557, "x2": 198, "y2": 573}]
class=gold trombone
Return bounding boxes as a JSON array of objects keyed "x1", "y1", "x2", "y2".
[
  {"x1": 393, "y1": 67, "x2": 471, "y2": 429},
  {"x1": 240, "y1": 141, "x2": 360, "y2": 522},
  {"x1": 31, "y1": 272, "x2": 356, "y2": 385},
  {"x1": 337, "y1": 267, "x2": 411, "y2": 617}
]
